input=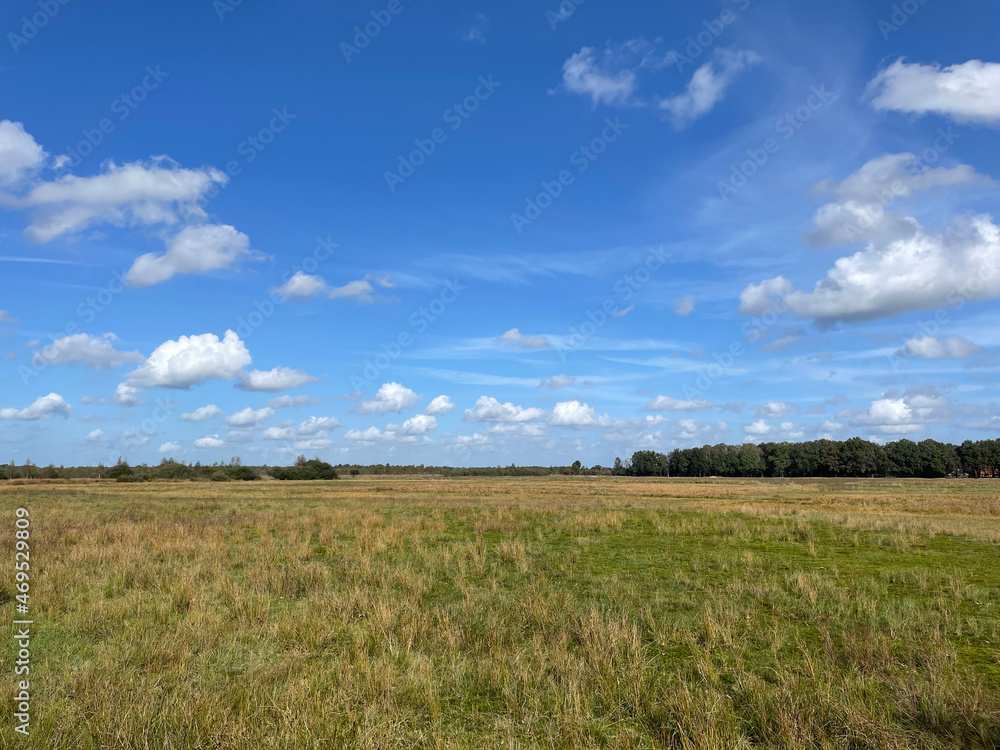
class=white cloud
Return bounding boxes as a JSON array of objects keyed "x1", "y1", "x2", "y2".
[
  {"x1": 114, "y1": 384, "x2": 142, "y2": 408},
  {"x1": 80, "y1": 395, "x2": 106, "y2": 404},
  {"x1": 804, "y1": 153, "x2": 994, "y2": 247},
  {"x1": 751, "y1": 401, "x2": 797, "y2": 419},
  {"x1": 226, "y1": 407, "x2": 274, "y2": 427},
  {"x1": 0, "y1": 120, "x2": 46, "y2": 187},
  {"x1": 425, "y1": 395, "x2": 456, "y2": 415},
  {"x1": 659, "y1": 49, "x2": 761, "y2": 129},
  {"x1": 180, "y1": 404, "x2": 224, "y2": 422},
  {"x1": 17, "y1": 157, "x2": 228, "y2": 243},
  {"x1": 867, "y1": 58, "x2": 1000, "y2": 125},
  {"x1": 497, "y1": 328, "x2": 549, "y2": 349},
  {"x1": 345, "y1": 427, "x2": 388, "y2": 443},
  {"x1": 85, "y1": 428, "x2": 104, "y2": 442},
  {"x1": 901, "y1": 335, "x2": 981, "y2": 359},
  {"x1": 359, "y1": 382, "x2": 420, "y2": 414},
  {"x1": 464, "y1": 396, "x2": 545, "y2": 423},
  {"x1": 30, "y1": 333, "x2": 143, "y2": 370},
  {"x1": 550, "y1": 399, "x2": 610, "y2": 427},
  {"x1": 126, "y1": 330, "x2": 251, "y2": 389},
  {"x1": 540, "y1": 375, "x2": 575, "y2": 389},
  {"x1": 125, "y1": 224, "x2": 253, "y2": 287},
  {"x1": 560, "y1": 46, "x2": 637, "y2": 106},
  {"x1": 671, "y1": 295, "x2": 695, "y2": 316},
  {"x1": 741, "y1": 214, "x2": 1000, "y2": 323},
  {"x1": 296, "y1": 416, "x2": 341, "y2": 436},
  {"x1": 194, "y1": 434, "x2": 225, "y2": 449},
  {"x1": 398, "y1": 414, "x2": 437, "y2": 435},
  {"x1": 159, "y1": 441, "x2": 182, "y2": 453},
  {"x1": 268, "y1": 394, "x2": 322, "y2": 409},
  {"x1": 272, "y1": 272, "x2": 393, "y2": 304},
  {"x1": 841, "y1": 386, "x2": 952, "y2": 436},
  {"x1": 0, "y1": 393, "x2": 72, "y2": 420},
  {"x1": 645, "y1": 395, "x2": 715, "y2": 411},
  {"x1": 237, "y1": 366, "x2": 318, "y2": 392}
]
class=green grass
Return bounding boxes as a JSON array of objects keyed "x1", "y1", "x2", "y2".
[{"x1": 1, "y1": 476, "x2": 998, "y2": 748}]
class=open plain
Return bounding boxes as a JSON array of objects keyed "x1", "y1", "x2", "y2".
[{"x1": 1, "y1": 476, "x2": 999, "y2": 749}]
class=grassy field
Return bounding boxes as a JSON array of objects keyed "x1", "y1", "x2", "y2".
[{"x1": 1, "y1": 476, "x2": 999, "y2": 749}]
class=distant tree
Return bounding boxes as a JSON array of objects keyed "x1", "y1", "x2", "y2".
[
  {"x1": 571, "y1": 460, "x2": 582, "y2": 475},
  {"x1": 350, "y1": 468, "x2": 360, "y2": 477}
]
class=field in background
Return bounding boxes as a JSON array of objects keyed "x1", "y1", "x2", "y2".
[{"x1": 1, "y1": 476, "x2": 999, "y2": 749}]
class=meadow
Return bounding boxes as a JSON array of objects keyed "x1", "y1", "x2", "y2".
[{"x1": 1, "y1": 476, "x2": 998, "y2": 749}]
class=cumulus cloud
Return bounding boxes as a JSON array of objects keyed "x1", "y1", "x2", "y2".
[
  {"x1": 263, "y1": 416, "x2": 341, "y2": 444},
  {"x1": 85, "y1": 428, "x2": 104, "y2": 442},
  {"x1": 751, "y1": 401, "x2": 798, "y2": 419},
  {"x1": 550, "y1": 399, "x2": 610, "y2": 427},
  {"x1": 464, "y1": 396, "x2": 545, "y2": 423},
  {"x1": 159, "y1": 441, "x2": 182, "y2": 453},
  {"x1": 0, "y1": 393, "x2": 72, "y2": 420},
  {"x1": 237, "y1": 366, "x2": 318, "y2": 392},
  {"x1": 359, "y1": 382, "x2": 420, "y2": 414},
  {"x1": 226, "y1": 407, "x2": 274, "y2": 427},
  {"x1": 125, "y1": 224, "x2": 253, "y2": 287},
  {"x1": 900, "y1": 335, "x2": 981, "y2": 359},
  {"x1": 80, "y1": 394, "x2": 106, "y2": 404},
  {"x1": 0, "y1": 120, "x2": 46, "y2": 187},
  {"x1": 867, "y1": 58, "x2": 1000, "y2": 125},
  {"x1": 560, "y1": 46, "x2": 637, "y2": 106},
  {"x1": 540, "y1": 374, "x2": 576, "y2": 389},
  {"x1": 180, "y1": 404, "x2": 224, "y2": 422},
  {"x1": 126, "y1": 330, "x2": 251, "y2": 389},
  {"x1": 740, "y1": 214, "x2": 1000, "y2": 324},
  {"x1": 194, "y1": 434, "x2": 225, "y2": 449},
  {"x1": 644, "y1": 395, "x2": 715, "y2": 411},
  {"x1": 660, "y1": 49, "x2": 761, "y2": 129},
  {"x1": 497, "y1": 328, "x2": 549, "y2": 349},
  {"x1": 345, "y1": 415, "x2": 436, "y2": 444},
  {"x1": 840, "y1": 385, "x2": 952, "y2": 435},
  {"x1": 743, "y1": 419, "x2": 804, "y2": 441},
  {"x1": 30, "y1": 333, "x2": 143, "y2": 370},
  {"x1": 272, "y1": 272, "x2": 394, "y2": 304},
  {"x1": 804, "y1": 153, "x2": 994, "y2": 247},
  {"x1": 114, "y1": 383, "x2": 142, "y2": 408},
  {"x1": 425, "y1": 395, "x2": 456, "y2": 415},
  {"x1": 16, "y1": 156, "x2": 228, "y2": 243}
]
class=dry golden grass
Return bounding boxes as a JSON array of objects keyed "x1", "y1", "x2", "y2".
[{"x1": 0, "y1": 476, "x2": 998, "y2": 748}]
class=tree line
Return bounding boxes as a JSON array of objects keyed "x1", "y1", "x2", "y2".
[{"x1": 617, "y1": 438, "x2": 1000, "y2": 479}]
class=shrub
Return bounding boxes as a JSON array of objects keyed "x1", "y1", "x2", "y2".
[
  {"x1": 227, "y1": 465, "x2": 260, "y2": 481},
  {"x1": 271, "y1": 459, "x2": 339, "y2": 480}
]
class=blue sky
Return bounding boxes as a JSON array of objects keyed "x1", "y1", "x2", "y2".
[{"x1": 2, "y1": 0, "x2": 1000, "y2": 467}]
